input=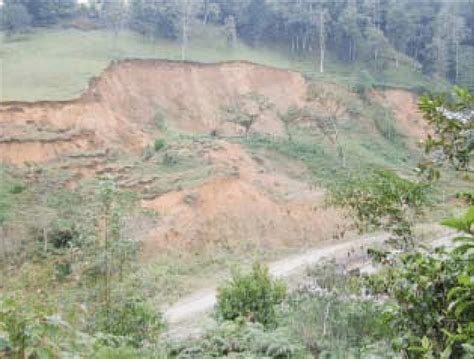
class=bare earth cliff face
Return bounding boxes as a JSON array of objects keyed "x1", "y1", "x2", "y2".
[
  {"x1": 0, "y1": 60, "x2": 425, "y2": 255},
  {"x1": 0, "y1": 60, "x2": 306, "y2": 164}
]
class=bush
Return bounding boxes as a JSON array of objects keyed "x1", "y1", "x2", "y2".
[
  {"x1": 0, "y1": 296, "x2": 81, "y2": 357},
  {"x1": 329, "y1": 169, "x2": 429, "y2": 248},
  {"x1": 93, "y1": 293, "x2": 163, "y2": 347},
  {"x1": 282, "y1": 261, "x2": 392, "y2": 358},
  {"x1": 50, "y1": 224, "x2": 79, "y2": 249},
  {"x1": 173, "y1": 321, "x2": 305, "y2": 358},
  {"x1": 216, "y1": 262, "x2": 286, "y2": 328},
  {"x1": 367, "y1": 207, "x2": 474, "y2": 358},
  {"x1": 154, "y1": 139, "x2": 166, "y2": 152},
  {"x1": 9, "y1": 183, "x2": 26, "y2": 194}
]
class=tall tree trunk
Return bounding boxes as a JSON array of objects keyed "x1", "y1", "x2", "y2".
[
  {"x1": 414, "y1": 46, "x2": 418, "y2": 69},
  {"x1": 455, "y1": 40, "x2": 460, "y2": 83},
  {"x1": 348, "y1": 39, "x2": 352, "y2": 62},
  {"x1": 353, "y1": 40, "x2": 356, "y2": 62},
  {"x1": 374, "y1": 48, "x2": 379, "y2": 70},
  {"x1": 181, "y1": 2, "x2": 188, "y2": 61},
  {"x1": 202, "y1": 0, "x2": 208, "y2": 24},
  {"x1": 319, "y1": 10, "x2": 325, "y2": 73}
]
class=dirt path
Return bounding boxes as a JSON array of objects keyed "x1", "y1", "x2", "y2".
[
  {"x1": 163, "y1": 233, "x2": 389, "y2": 336},
  {"x1": 162, "y1": 231, "x2": 458, "y2": 339}
]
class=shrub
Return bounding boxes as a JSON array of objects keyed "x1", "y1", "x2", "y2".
[
  {"x1": 9, "y1": 183, "x2": 26, "y2": 194},
  {"x1": 0, "y1": 296, "x2": 80, "y2": 357},
  {"x1": 329, "y1": 169, "x2": 429, "y2": 248},
  {"x1": 154, "y1": 139, "x2": 166, "y2": 152},
  {"x1": 283, "y1": 261, "x2": 392, "y2": 357},
  {"x1": 93, "y1": 293, "x2": 163, "y2": 347},
  {"x1": 50, "y1": 224, "x2": 79, "y2": 249},
  {"x1": 173, "y1": 320, "x2": 305, "y2": 358},
  {"x1": 216, "y1": 262, "x2": 286, "y2": 328},
  {"x1": 368, "y1": 207, "x2": 474, "y2": 358}
]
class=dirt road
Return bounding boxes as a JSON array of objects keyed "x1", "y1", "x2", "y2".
[
  {"x1": 163, "y1": 233, "x2": 389, "y2": 331},
  {"x1": 162, "y1": 230, "x2": 458, "y2": 339}
]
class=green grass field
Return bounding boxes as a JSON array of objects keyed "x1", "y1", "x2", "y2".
[{"x1": 0, "y1": 27, "x2": 441, "y2": 101}]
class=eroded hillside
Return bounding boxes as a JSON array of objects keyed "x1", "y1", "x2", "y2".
[
  {"x1": 0, "y1": 60, "x2": 308, "y2": 164},
  {"x1": 0, "y1": 60, "x2": 427, "y2": 259}
]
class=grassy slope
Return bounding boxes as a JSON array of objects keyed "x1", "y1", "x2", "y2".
[{"x1": 0, "y1": 26, "x2": 440, "y2": 101}]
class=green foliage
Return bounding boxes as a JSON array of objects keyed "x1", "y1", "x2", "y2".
[
  {"x1": 223, "y1": 92, "x2": 273, "y2": 136},
  {"x1": 173, "y1": 320, "x2": 305, "y2": 359},
  {"x1": 216, "y1": 262, "x2": 286, "y2": 328},
  {"x1": 365, "y1": 207, "x2": 473, "y2": 358},
  {"x1": 456, "y1": 191, "x2": 474, "y2": 205},
  {"x1": 330, "y1": 169, "x2": 429, "y2": 248},
  {"x1": 93, "y1": 292, "x2": 163, "y2": 347},
  {"x1": 0, "y1": 296, "x2": 79, "y2": 358},
  {"x1": 283, "y1": 261, "x2": 393, "y2": 358},
  {"x1": 369, "y1": 104, "x2": 405, "y2": 145},
  {"x1": 1, "y1": 2, "x2": 32, "y2": 35},
  {"x1": 154, "y1": 138, "x2": 166, "y2": 152},
  {"x1": 352, "y1": 70, "x2": 375, "y2": 96},
  {"x1": 49, "y1": 223, "x2": 79, "y2": 249},
  {"x1": 418, "y1": 86, "x2": 474, "y2": 175}
]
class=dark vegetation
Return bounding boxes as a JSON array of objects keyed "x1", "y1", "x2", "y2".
[{"x1": 1, "y1": 0, "x2": 474, "y2": 89}]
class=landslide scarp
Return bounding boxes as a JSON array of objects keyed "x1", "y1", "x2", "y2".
[{"x1": 0, "y1": 60, "x2": 307, "y2": 165}]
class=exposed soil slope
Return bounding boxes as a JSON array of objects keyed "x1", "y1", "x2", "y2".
[
  {"x1": 0, "y1": 60, "x2": 428, "y2": 258},
  {"x1": 0, "y1": 60, "x2": 306, "y2": 164},
  {"x1": 141, "y1": 141, "x2": 345, "y2": 258},
  {"x1": 371, "y1": 89, "x2": 430, "y2": 144}
]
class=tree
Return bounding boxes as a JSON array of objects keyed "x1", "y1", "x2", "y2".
[
  {"x1": 1, "y1": 1, "x2": 32, "y2": 35},
  {"x1": 418, "y1": 86, "x2": 474, "y2": 174},
  {"x1": 201, "y1": 0, "x2": 220, "y2": 24},
  {"x1": 223, "y1": 15, "x2": 237, "y2": 48},
  {"x1": 372, "y1": 214, "x2": 473, "y2": 357},
  {"x1": 338, "y1": 0, "x2": 362, "y2": 63},
  {"x1": 433, "y1": 2, "x2": 468, "y2": 82},
  {"x1": 129, "y1": 0, "x2": 180, "y2": 39},
  {"x1": 367, "y1": 88, "x2": 474, "y2": 357},
  {"x1": 365, "y1": 24, "x2": 390, "y2": 71},
  {"x1": 306, "y1": 85, "x2": 348, "y2": 168},
  {"x1": 216, "y1": 262, "x2": 286, "y2": 327},
  {"x1": 330, "y1": 169, "x2": 428, "y2": 249},
  {"x1": 18, "y1": 0, "x2": 76, "y2": 26},
  {"x1": 224, "y1": 92, "x2": 273, "y2": 138},
  {"x1": 385, "y1": 2, "x2": 413, "y2": 68},
  {"x1": 316, "y1": 5, "x2": 329, "y2": 73},
  {"x1": 102, "y1": 0, "x2": 128, "y2": 37}
]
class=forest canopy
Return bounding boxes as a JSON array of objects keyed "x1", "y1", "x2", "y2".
[{"x1": 1, "y1": 0, "x2": 474, "y2": 87}]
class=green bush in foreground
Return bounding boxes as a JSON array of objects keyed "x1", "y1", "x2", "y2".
[
  {"x1": 283, "y1": 261, "x2": 394, "y2": 358},
  {"x1": 368, "y1": 207, "x2": 474, "y2": 358},
  {"x1": 216, "y1": 263, "x2": 286, "y2": 328},
  {"x1": 172, "y1": 320, "x2": 305, "y2": 359},
  {"x1": 93, "y1": 293, "x2": 164, "y2": 348}
]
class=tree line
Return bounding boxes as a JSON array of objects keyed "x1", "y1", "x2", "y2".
[{"x1": 2, "y1": 0, "x2": 474, "y2": 86}]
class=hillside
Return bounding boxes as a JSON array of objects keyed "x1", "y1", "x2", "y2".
[
  {"x1": 1, "y1": 0, "x2": 473, "y2": 356},
  {"x1": 0, "y1": 59, "x2": 429, "y2": 264}
]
